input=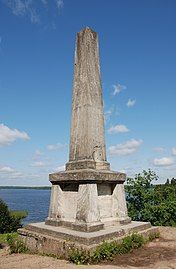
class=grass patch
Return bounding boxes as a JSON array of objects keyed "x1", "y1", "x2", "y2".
[
  {"x1": 69, "y1": 232, "x2": 160, "y2": 265},
  {"x1": 0, "y1": 233, "x2": 18, "y2": 245},
  {"x1": 10, "y1": 210, "x2": 28, "y2": 220},
  {"x1": 6, "y1": 233, "x2": 29, "y2": 254},
  {"x1": 148, "y1": 231, "x2": 160, "y2": 241},
  {"x1": 0, "y1": 233, "x2": 29, "y2": 254}
]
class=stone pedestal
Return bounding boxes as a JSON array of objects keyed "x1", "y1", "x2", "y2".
[{"x1": 45, "y1": 169, "x2": 130, "y2": 231}]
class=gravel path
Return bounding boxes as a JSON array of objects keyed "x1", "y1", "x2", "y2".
[{"x1": 0, "y1": 227, "x2": 176, "y2": 269}]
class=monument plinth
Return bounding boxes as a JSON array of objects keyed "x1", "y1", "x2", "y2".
[{"x1": 18, "y1": 27, "x2": 158, "y2": 257}]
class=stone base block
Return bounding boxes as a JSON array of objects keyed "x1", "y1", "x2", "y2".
[
  {"x1": 45, "y1": 218, "x2": 104, "y2": 232},
  {"x1": 71, "y1": 221, "x2": 104, "y2": 232},
  {"x1": 102, "y1": 217, "x2": 131, "y2": 228},
  {"x1": 45, "y1": 217, "x2": 131, "y2": 231},
  {"x1": 18, "y1": 221, "x2": 159, "y2": 259}
]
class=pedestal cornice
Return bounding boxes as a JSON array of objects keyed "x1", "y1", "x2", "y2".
[{"x1": 49, "y1": 169, "x2": 126, "y2": 183}]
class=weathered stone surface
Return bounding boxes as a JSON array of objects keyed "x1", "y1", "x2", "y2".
[
  {"x1": 49, "y1": 169, "x2": 126, "y2": 183},
  {"x1": 48, "y1": 185, "x2": 60, "y2": 219},
  {"x1": 68, "y1": 28, "x2": 106, "y2": 164},
  {"x1": 72, "y1": 183, "x2": 104, "y2": 231},
  {"x1": 18, "y1": 221, "x2": 159, "y2": 257},
  {"x1": 66, "y1": 159, "x2": 110, "y2": 171},
  {"x1": 76, "y1": 184, "x2": 100, "y2": 222},
  {"x1": 112, "y1": 184, "x2": 130, "y2": 221},
  {"x1": 47, "y1": 184, "x2": 78, "y2": 223},
  {"x1": 46, "y1": 181, "x2": 131, "y2": 229}
]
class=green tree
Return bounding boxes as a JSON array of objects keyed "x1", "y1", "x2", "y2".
[
  {"x1": 0, "y1": 199, "x2": 27, "y2": 234},
  {"x1": 126, "y1": 170, "x2": 176, "y2": 227},
  {"x1": 165, "y1": 178, "x2": 170, "y2": 185},
  {"x1": 171, "y1": 178, "x2": 176, "y2": 185}
]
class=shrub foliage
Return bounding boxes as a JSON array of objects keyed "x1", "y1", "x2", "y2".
[
  {"x1": 69, "y1": 232, "x2": 159, "y2": 265},
  {"x1": 6, "y1": 233, "x2": 29, "y2": 254},
  {"x1": 126, "y1": 169, "x2": 176, "y2": 226},
  {"x1": 0, "y1": 199, "x2": 27, "y2": 234}
]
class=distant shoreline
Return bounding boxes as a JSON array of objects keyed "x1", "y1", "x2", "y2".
[{"x1": 0, "y1": 186, "x2": 51, "y2": 190}]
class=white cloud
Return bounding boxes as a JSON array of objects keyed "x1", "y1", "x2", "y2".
[
  {"x1": 2, "y1": 0, "x2": 64, "y2": 24},
  {"x1": 153, "y1": 147, "x2": 165, "y2": 153},
  {"x1": 0, "y1": 166, "x2": 15, "y2": 173},
  {"x1": 2, "y1": 0, "x2": 40, "y2": 24},
  {"x1": 8, "y1": 171, "x2": 24, "y2": 179},
  {"x1": 47, "y1": 143, "x2": 65, "y2": 151},
  {"x1": 55, "y1": 0, "x2": 63, "y2": 11},
  {"x1": 127, "y1": 99, "x2": 136, "y2": 107},
  {"x1": 0, "y1": 165, "x2": 49, "y2": 182},
  {"x1": 108, "y1": 124, "x2": 129, "y2": 134},
  {"x1": 52, "y1": 165, "x2": 65, "y2": 172},
  {"x1": 0, "y1": 123, "x2": 30, "y2": 147},
  {"x1": 172, "y1": 147, "x2": 176, "y2": 156},
  {"x1": 0, "y1": 165, "x2": 25, "y2": 180},
  {"x1": 33, "y1": 149, "x2": 44, "y2": 160},
  {"x1": 153, "y1": 157, "x2": 174, "y2": 167},
  {"x1": 112, "y1": 84, "x2": 126, "y2": 96},
  {"x1": 109, "y1": 139, "x2": 143, "y2": 156},
  {"x1": 104, "y1": 106, "x2": 114, "y2": 122},
  {"x1": 31, "y1": 161, "x2": 47, "y2": 167},
  {"x1": 35, "y1": 149, "x2": 43, "y2": 155},
  {"x1": 41, "y1": 0, "x2": 48, "y2": 4}
]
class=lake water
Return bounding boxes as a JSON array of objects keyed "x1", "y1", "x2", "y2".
[{"x1": 0, "y1": 189, "x2": 51, "y2": 225}]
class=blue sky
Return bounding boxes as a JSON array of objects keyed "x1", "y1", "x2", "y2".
[{"x1": 0, "y1": 0, "x2": 176, "y2": 185}]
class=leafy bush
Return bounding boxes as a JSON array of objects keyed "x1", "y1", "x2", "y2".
[
  {"x1": 121, "y1": 233, "x2": 145, "y2": 251},
  {"x1": 69, "y1": 232, "x2": 157, "y2": 265},
  {"x1": 126, "y1": 170, "x2": 176, "y2": 226},
  {"x1": 69, "y1": 249, "x2": 89, "y2": 265},
  {"x1": 0, "y1": 199, "x2": 27, "y2": 233},
  {"x1": 6, "y1": 233, "x2": 29, "y2": 254},
  {"x1": 92, "y1": 241, "x2": 115, "y2": 261},
  {"x1": 9, "y1": 210, "x2": 28, "y2": 231},
  {"x1": 0, "y1": 232, "x2": 18, "y2": 245}
]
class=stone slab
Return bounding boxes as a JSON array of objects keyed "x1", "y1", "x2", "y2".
[
  {"x1": 19, "y1": 221, "x2": 152, "y2": 246},
  {"x1": 45, "y1": 219, "x2": 104, "y2": 232},
  {"x1": 18, "y1": 221, "x2": 159, "y2": 258},
  {"x1": 66, "y1": 159, "x2": 110, "y2": 171},
  {"x1": 49, "y1": 169, "x2": 126, "y2": 183}
]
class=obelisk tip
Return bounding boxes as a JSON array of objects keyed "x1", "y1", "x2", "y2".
[{"x1": 79, "y1": 27, "x2": 96, "y2": 35}]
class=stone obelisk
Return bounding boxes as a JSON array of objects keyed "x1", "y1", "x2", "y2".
[
  {"x1": 19, "y1": 28, "x2": 157, "y2": 256},
  {"x1": 67, "y1": 27, "x2": 109, "y2": 171},
  {"x1": 45, "y1": 27, "x2": 131, "y2": 231}
]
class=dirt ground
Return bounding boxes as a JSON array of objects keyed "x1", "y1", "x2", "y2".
[{"x1": 0, "y1": 227, "x2": 176, "y2": 269}]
